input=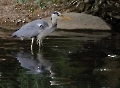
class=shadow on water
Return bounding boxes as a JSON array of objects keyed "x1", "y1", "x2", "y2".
[{"x1": 0, "y1": 30, "x2": 120, "y2": 88}]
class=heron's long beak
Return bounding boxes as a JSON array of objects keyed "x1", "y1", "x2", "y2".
[{"x1": 60, "y1": 15, "x2": 71, "y2": 20}]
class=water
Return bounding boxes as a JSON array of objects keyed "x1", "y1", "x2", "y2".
[{"x1": 0, "y1": 30, "x2": 120, "y2": 88}]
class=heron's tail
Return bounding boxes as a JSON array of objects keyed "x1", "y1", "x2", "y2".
[
  {"x1": 11, "y1": 33, "x2": 17, "y2": 37},
  {"x1": 11, "y1": 29, "x2": 19, "y2": 37}
]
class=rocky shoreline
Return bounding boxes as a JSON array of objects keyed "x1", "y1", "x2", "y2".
[
  {"x1": 0, "y1": 12, "x2": 111, "y2": 30},
  {"x1": 0, "y1": 12, "x2": 111, "y2": 38}
]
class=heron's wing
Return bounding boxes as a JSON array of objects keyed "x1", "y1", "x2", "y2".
[{"x1": 12, "y1": 19, "x2": 49, "y2": 39}]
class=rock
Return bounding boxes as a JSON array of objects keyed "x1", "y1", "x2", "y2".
[{"x1": 43, "y1": 12, "x2": 111, "y2": 30}]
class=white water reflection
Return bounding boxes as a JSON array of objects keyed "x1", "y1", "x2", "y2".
[{"x1": 108, "y1": 54, "x2": 117, "y2": 58}]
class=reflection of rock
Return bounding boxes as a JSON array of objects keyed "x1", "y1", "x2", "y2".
[
  {"x1": 15, "y1": 52, "x2": 53, "y2": 74},
  {"x1": 43, "y1": 12, "x2": 111, "y2": 30}
]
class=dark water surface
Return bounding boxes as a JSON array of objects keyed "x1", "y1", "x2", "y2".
[{"x1": 0, "y1": 30, "x2": 120, "y2": 88}]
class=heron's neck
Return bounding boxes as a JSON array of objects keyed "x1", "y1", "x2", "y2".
[
  {"x1": 51, "y1": 19, "x2": 57, "y2": 27},
  {"x1": 37, "y1": 18, "x2": 57, "y2": 41}
]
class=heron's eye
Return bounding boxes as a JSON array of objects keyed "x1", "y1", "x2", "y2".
[{"x1": 53, "y1": 11, "x2": 59, "y2": 16}]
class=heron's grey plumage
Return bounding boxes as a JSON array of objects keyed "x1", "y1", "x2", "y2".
[
  {"x1": 11, "y1": 11, "x2": 67, "y2": 51},
  {"x1": 37, "y1": 20, "x2": 57, "y2": 42},
  {"x1": 12, "y1": 19, "x2": 49, "y2": 40}
]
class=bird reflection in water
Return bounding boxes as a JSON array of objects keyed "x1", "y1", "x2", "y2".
[
  {"x1": 14, "y1": 51, "x2": 70, "y2": 85},
  {"x1": 14, "y1": 51, "x2": 54, "y2": 75}
]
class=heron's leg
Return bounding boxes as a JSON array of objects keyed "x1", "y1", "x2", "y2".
[
  {"x1": 38, "y1": 40, "x2": 42, "y2": 49},
  {"x1": 38, "y1": 39, "x2": 43, "y2": 53},
  {"x1": 31, "y1": 38, "x2": 34, "y2": 53},
  {"x1": 40, "y1": 40, "x2": 43, "y2": 48}
]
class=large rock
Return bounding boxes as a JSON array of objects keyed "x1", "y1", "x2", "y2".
[{"x1": 43, "y1": 12, "x2": 111, "y2": 30}]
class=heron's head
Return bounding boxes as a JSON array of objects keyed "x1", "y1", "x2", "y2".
[{"x1": 51, "y1": 11, "x2": 71, "y2": 20}]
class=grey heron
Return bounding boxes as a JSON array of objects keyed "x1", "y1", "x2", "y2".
[{"x1": 12, "y1": 11, "x2": 71, "y2": 50}]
